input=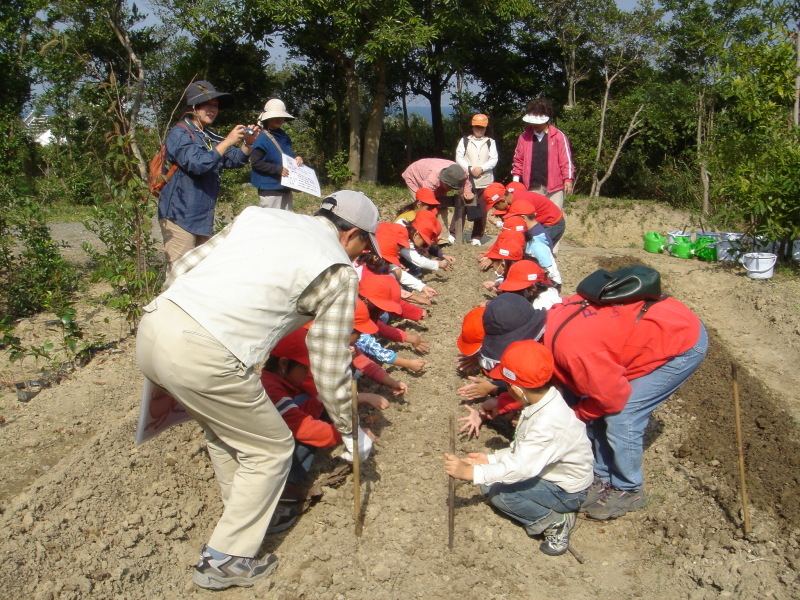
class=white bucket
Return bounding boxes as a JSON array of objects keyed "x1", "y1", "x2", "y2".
[
  {"x1": 667, "y1": 230, "x2": 692, "y2": 245},
  {"x1": 741, "y1": 252, "x2": 777, "y2": 279},
  {"x1": 793, "y1": 240, "x2": 800, "y2": 261}
]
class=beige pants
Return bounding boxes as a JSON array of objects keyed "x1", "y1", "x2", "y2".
[
  {"x1": 159, "y1": 219, "x2": 210, "y2": 274},
  {"x1": 528, "y1": 187, "x2": 565, "y2": 252},
  {"x1": 136, "y1": 299, "x2": 293, "y2": 557},
  {"x1": 258, "y1": 190, "x2": 294, "y2": 210}
]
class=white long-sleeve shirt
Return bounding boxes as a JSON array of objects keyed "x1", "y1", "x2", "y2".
[{"x1": 472, "y1": 387, "x2": 593, "y2": 493}]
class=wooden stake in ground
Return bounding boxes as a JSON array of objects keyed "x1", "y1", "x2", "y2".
[
  {"x1": 448, "y1": 414, "x2": 456, "y2": 550},
  {"x1": 731, "y1": 363, "x2": 751, "y2": 536},
  {"x1": 454, "y1": 196, "x2": 464, "y2": 245},
  {"x1": 351, "y1": 380, "x2": 362, "y2": 537}
]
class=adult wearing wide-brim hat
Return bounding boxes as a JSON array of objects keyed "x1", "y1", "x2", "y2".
[
  {"x1": 250, "y1": 98, "x2": 304, "y2": 211},
  {"x1": 158, "y1": 80, "x2": 259, "y2": 273}
]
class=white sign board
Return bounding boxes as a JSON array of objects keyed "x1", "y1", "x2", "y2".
[
  {"x1": 281, "y1": 155, "x2": 321, "y2": 197},
  {"x1": 135, "y1": 378, "x2": 192, "y2": 444}
]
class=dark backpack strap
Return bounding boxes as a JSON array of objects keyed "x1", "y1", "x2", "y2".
[
  {"x1": 549, "y1": 300, "x2": 588, "y2": 350},
  {"x1": 636, "y1": 294, "x2": 670, "y2": 323}
]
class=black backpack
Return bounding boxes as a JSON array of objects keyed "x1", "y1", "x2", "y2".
[{"x1": 551, "y1": 265, "x2": 668, "y2": 347}]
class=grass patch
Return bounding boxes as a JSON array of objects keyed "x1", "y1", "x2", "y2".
[{"x1": 42, "y1": 203, "x2": 96, "y2": 223}]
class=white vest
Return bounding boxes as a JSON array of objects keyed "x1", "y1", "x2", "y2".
[
  {"x1": 463, "y1": 136, "x2": 494, "y2": 188},
  {"x1": 162, "y1": 207, "x2": 351, "y2": 367}
]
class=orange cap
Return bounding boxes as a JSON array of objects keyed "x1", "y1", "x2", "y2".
[
  {"x1": 489, "y1": 340, "x2": 554, "y2": 389},
  {"x1": 506, "y1": 197, "x2": 536, "y2": 218},
  {"x1": 471, "y1": 113, "x2": 489, "y2": 127},
  {"x1": 415, "y1": 188, "x2": 441, "y2": 206},
  {"x1": 505, "y1": 181, "x2": 526, "y2": 195},
  {"x1": 483, "y1": 182, "x2": 507, "y2": 207},
  {"x1": 457, "y1": 306, "x2": 486, "y2": 356},
  {"x1": 376, "y1": 222, "x2": 410, "y2": 266},
  {"x1": 270, "y1": 328, "x2": 310, "y2": 366},
  {"x1": 353, "y1": 298, "x2": 379, "y2": 334},
  {"x1": 359, "y1": 274, "x2": 403, "y2": 314},
  {"x1": 412, "y1": 209, "x2": 441, "y2": 246},
  {"x1": 485, "y1": 230, "x2": 524, "y2": 261},
  {"x1": 501, "y1": 215, "x2": 528, "y2": 234},
  {"x1": 497, "y1": 260, "x2": 550, "y2": 291}
]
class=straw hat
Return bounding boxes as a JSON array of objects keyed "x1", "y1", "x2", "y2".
[{"x1": 259, "y1": 98, "x2": 295, "y2": 123}]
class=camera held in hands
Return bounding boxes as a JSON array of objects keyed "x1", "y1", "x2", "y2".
[{"x1": 242, "y1": 126, "x2": 255, "y2": 136}]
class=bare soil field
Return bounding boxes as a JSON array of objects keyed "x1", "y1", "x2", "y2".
[{"x1": 1, "y1": 197, "x2": 799, "y2": 599}]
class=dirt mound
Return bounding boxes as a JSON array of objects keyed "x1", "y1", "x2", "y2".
[{"x1": 1, "y1": 199, "x2": 799, "y2": 599}]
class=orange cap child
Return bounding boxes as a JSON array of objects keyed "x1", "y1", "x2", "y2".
[
  {"x1": 505, "y1": 197, "x2": 537, "y2": 219},
  {"x1": 375, "y1": 222, "x2": 410, "y2": 266},
  {"x1": 411, "y1": 209, "x2": 442, "y2": 246},
  {"x1": 353, "y1": 298, "x2": 379, "y2": 334},
  {"x1": 488, "y1": 339, "x2": 554, "y2": 389},
  {"x1": 270, "y1": 327, "x2": 318, "y2": 395},
  {"x1": 497, "y1": 260, "x2": 550, "y2": 292},
  {"x1": 359, "y1": 273, "x2": 403, "y2": 315},
  {"x1": 271, "y1": 327, "x2": 311, "y2": 366},
  {"x1": 485, "y1": 229, "x2": 524, "y2": 261},
  {"x1": 484, "y1": 182, "x2": 511, "y2": 217},
  {"x1": 415, "y1": 187, "x2": 441, "y2": 206},
  {"x1": 456, "y1": 305, "x2": 486, "y2": 356},
  {"x1": 505, "y1": 181, "x2": 526, "y2": 195}
]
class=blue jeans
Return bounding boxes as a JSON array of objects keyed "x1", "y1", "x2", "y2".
[
  {"x1": 288, "y1": 441, "x2": 316, "y2": 486},
  {"x1": 481, "y1": 477, "x2": 586, "y2": 533},
  {"x1": 591, "y1": 323, "x2": 708, "y2": 491}
]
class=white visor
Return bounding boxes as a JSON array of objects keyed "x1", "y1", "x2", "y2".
[{"x1": 522, "y1": 114, "x2": 550, "y2": 124}]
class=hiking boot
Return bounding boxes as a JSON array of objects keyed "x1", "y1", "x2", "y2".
[
  {"x1": 267, "y1": 505, "x2": 298, "y2": 534},
  {"x1": 193, "y1": 546, "x2": 278, "y2": 590},
  {"x1": 539, "y1": 512, "x2": 576, "y2": 556},
  {"x1": 585, "y1": 487, "x2": 648, "y2": 520},
  {"x1": 280, "y1": 482, "x2": 306, "y2": 504},
  {"x1": 579, "y1": 476, "x2": 610, "y2": 512}
]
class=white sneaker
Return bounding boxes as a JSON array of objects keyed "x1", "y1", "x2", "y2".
[
  {"x1": 470, "y1": 239, "x2": 481, "y2": 246},
  {"x1": 448, "y1": 235, "x2": 455, "y2": 244}
]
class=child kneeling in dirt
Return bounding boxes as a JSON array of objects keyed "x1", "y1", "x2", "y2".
[{"x1": 444, "y1": 340, "x2": 593, "y2": 556}]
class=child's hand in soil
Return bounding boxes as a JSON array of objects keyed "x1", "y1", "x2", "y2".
[
  {"x1": 458, "y1": 404, "x2": 484, "y2": 438},
  {"x1": 407, "y1": 333, "x2": 430, "y2": 353},
  {"x1": 358, "y1": 392, "x2": 389, "y2": 410},
  {"x1": 443, "y1": 453, "x2": 474, "y2": 481}
]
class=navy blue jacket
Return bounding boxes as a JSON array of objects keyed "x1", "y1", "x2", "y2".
[{"x1": 250, "y1": 128, "x2": 294, "y2": 191}]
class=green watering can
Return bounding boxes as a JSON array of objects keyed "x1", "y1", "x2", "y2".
[
  {"x1": 643, "y1": 232, "x2": 666, "y2": 253},
  {"x1": 668, "y1": 239, "x2": 694, "y2": 259},
  {"x1": 693, "y1": 236, "x2": 718, "y2": 261}
]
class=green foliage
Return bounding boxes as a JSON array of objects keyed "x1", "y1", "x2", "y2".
[
  {"x1": 326, "y1": 152, "x2": 355, "y2": 188},
  {"x1": 709, "y1": 18, "x2": 799, "y2": 257},
  {"x1": 82, "y1": 170, "x2": 162, "y2": 328},
  {"x1": 0, "y1": 196, "x2": 79, "y2": 320}
]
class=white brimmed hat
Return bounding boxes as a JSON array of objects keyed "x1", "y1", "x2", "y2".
[
  {"x1": 258, "y1": 98, "x2": 295, "y2": 123},
  {"x1": 522, "y1": 114, "x2": 550, "y2": 125}
]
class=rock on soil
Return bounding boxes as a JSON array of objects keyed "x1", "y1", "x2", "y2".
[{"x1": 1, "y1": 197, "x2": 799, "y2": 599}]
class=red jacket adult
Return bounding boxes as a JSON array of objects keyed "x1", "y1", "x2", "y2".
[
  {"x1": 512, "y1": 125, "x2": 574, "y2": 194},
  {"x1": 260, "y1": 371, "x2": 342, "y2": 448},
  {"x1": 542, "y1": 295, "x2": 701, "y2": 423}
]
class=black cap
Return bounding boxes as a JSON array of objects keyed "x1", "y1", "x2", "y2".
[
  {"x1": 185, "y1": 80, "x2": 234, "y2": 109},
  {"x1": 481, "y1": 294, "x2": 546, "y2": 361}
]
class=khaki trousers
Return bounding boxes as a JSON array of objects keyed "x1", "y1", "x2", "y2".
[
  {"x1": 136, "y1": 299, "x2": 293, "y2": 557},
  {"x1": 258, "y1": 189, "x2": 294, "y2": 211},
  {"x1": 159, "y1": 219, "x2": 210, "y2": 274}
]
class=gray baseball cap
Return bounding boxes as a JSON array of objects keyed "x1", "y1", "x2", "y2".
[{"x1": 320, "y1": 191, "x2": 381, "y2": 256}]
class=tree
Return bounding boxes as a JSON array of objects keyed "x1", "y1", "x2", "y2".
[
  {"x1": 252, "y1": 0, "x2": 434, "y2": 182},
  {"x1": 585, "y1": 0, "x2": 664, "y2": 197}
]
